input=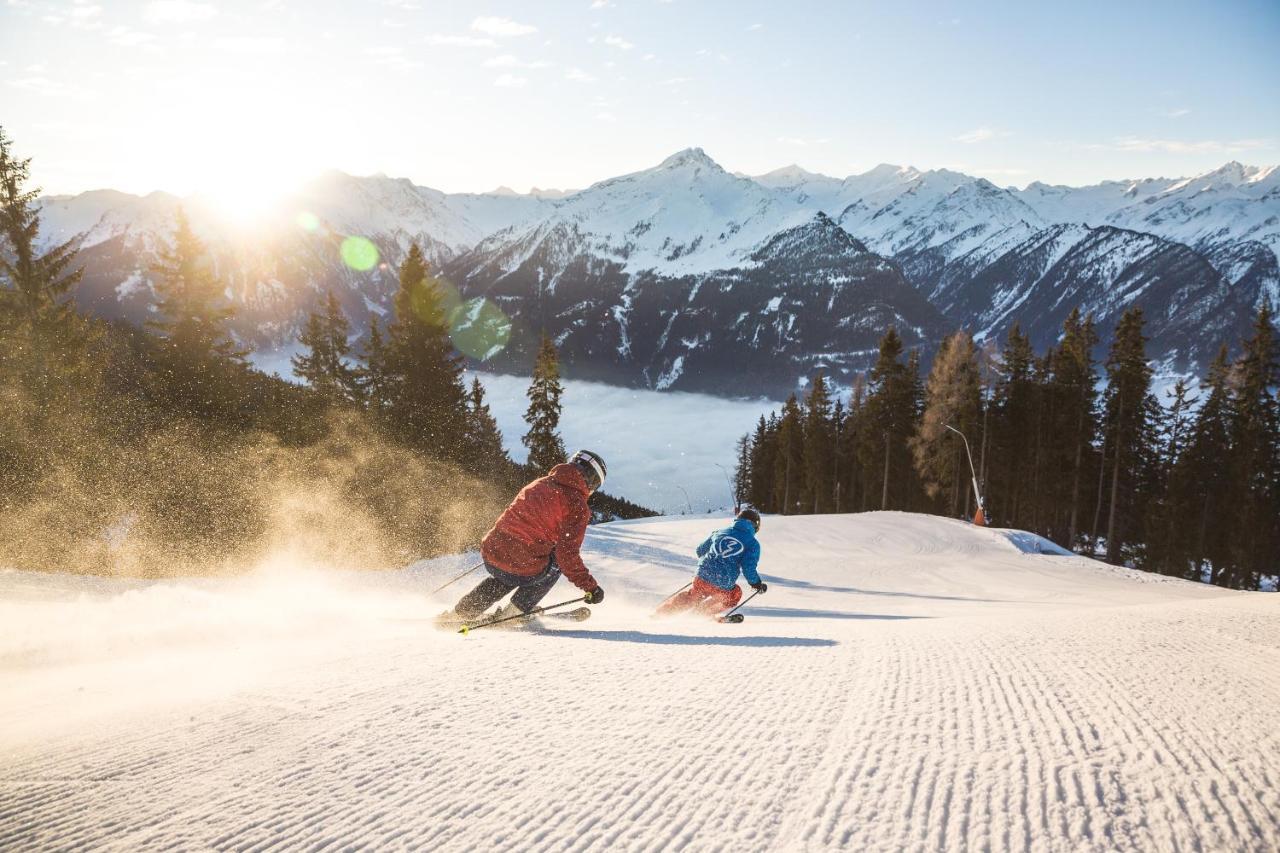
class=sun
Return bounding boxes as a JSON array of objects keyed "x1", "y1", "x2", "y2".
[{"x1": 195, "y1": 161, "x2": 302, "y2": 226}]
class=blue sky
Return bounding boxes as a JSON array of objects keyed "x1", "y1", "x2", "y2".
[{"x1": 2, "y1": 0, "x2": 1277, "y2": 199}]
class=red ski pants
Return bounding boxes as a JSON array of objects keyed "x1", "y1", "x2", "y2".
[{"x1": 656, "y1": 578, "x2": 742, "y2": 616}]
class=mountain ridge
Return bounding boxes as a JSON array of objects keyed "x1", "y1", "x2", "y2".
[{"x1": 33, "y1": 149, "x2": 1280, "y2": 395}]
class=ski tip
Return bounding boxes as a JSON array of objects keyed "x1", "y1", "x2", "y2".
[{"x1": 459, "y1": 625, "x2": 470, "y2": 635}]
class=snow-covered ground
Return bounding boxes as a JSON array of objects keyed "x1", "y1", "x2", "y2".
[
  {"x1": 470, "y1": 371, "x2": 774, "y2": 513},
  {"x1": 2, "y1": 512, "x2": 1276, "y2": 851}
]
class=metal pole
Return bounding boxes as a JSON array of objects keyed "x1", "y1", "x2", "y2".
[
  {"x1": 723, "y1": 588, "x2": 761, "y2": 620},
  {"x1": 459, "y1": 595, "x2": 587, "y2": 634},
  {"x1": 714, "y1": 463, "x2": 737, "y2": 512},
  {"x1": 677, "y1": 485, "x2": 694, "y2": 515},
  {"x1": 430, "y1": 560, "x2": 484, "y2": 595},
  {"x1": 944, "y1": 424, "x2": 984, "y2": 518}
]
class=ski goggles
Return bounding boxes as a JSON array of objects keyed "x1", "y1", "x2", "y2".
[{"x1": 570, "y1": 451, "x2": 606, "y2": 488}]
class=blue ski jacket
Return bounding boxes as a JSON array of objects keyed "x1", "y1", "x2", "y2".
[{"x1": 694, "y1": 518, "x2": 762, "y2": 590}]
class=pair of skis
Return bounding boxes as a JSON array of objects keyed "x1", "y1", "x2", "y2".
[
  {"x1": 659, "y1": 582, "x2": 755, "y2": 623},
  {"x1": 450, "y1": 584, "x2": 757, "y2": 635}
]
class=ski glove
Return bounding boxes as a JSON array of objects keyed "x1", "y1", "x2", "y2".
[
  {"x1": 583, "y1": 586, "x2": 605, "y2": 605},
  {"x1": 751, "y1": 582, "x2": 768, "y2": 595}
]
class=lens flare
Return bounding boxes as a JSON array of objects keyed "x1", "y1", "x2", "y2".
[
  {"x1": 340, "y1": 236, "x2": 379, "y2": 271},
  {"x1": 450, "y1": 298, "x2": 512, "y2": 361},
  {"x1": 296, "y1": 211, "x2": 320, "y2": 231},
  {"x1": 410, "y1": 276, "x2": 462, "y2": 326}
]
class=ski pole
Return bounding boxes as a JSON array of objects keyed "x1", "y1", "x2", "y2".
[
  {"x1": 723, "y1": 589, "x2": 761, "y2": 621},
  {"x1": 459, "y1": 595, "x2": 587, "y2": 634},
  {"x1": 430, "y1": 560, "x2": 484, "y2": 595},
  {"x1": 658, "y1": 581, "x2": 692, "y2": 606}
]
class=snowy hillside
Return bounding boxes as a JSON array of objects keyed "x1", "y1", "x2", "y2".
[
  {"x1": 34, "y1": 151, "x2": 1280, "y2": 391},
  {"x1": 2, "y1": 512, "x2": 1276, "y2": 851}
]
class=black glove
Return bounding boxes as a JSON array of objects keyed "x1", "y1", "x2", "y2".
[
  {"x1": 583, "y1": 586, "x2": 605, "y2": 605},
  {"x1": 751, "y1": 582, "x2": 768, "y2": 594}
]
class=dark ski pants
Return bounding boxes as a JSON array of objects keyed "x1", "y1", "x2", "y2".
[{"x1": 455, "y1": 557, "x2": 562, "y2": 616}]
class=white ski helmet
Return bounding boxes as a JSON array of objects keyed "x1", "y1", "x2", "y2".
[{"x1": 569, "y1": 449, "x2": 607, "y2": 490}]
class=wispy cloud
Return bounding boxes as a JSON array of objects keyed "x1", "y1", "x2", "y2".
[
  {"x1": 1098, "y1": 136, "x2": 1272, "y2": 154},
  {"x1": 955, "y1": 126, "x2": 1009, "y2": 144},
  {"x1": 484, "y1": 54, "x2": 551, "y2": 69},
  {"x1": 747, "y1": 23, "x2": 763, "y2": 31},
  {"x1": 106, "y1": 25, "x2": 156, "y2": 46},
  {"x1": 144, "y1": 0, "x2": 217, "y2": 23},
  {"x1": 472, "y1": 15, "x2": 536, "y2": 37},
  {"x1": 1159, "y1": 107, "x2": 1192, "y2": 119},
  {"x1": 216, "y1": 34, "x2": 286, "y2": 54},
  {"x1": 425, "y1": 33, "x2": 495, "y2": 48},
  {"x1": 603, "y1": 34, "x2": 633, "y2": 50},
  {"x1": 365, "y1": 45, "x2": 422, "y2": 70},
  {"x1": 7, "y1": 75, "x2": 88, "y2": 97},
  {"x1": 590, "y1": 0, "x2": 610, "y2": 7},
  {"x1": 777, "y1": 136, "x2": 829, "y2": 146},
  {"x1": 565, "y1": 66, "x2": 595, "y2": 82},
  {"x1": 493, "y1": 73, "x2": 528, "y2": 88},
  {"x1": 43, "y1": 1, "x2": 104, "y2": 30}
]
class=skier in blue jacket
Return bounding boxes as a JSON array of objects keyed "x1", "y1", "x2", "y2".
[{"x1": 656, "y1": 508, "x2": 767, "y2": 617}]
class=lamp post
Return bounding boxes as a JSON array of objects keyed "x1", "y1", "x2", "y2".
[
  {"x1": 944, "y1": 423, "x2": 986, "y2": 526},
  {"x1": 676, "y1": 485, "x2": 694, "y2": 515},
  {"x1": 714, "y1": 463, "x2": 738, "y2": 512}
]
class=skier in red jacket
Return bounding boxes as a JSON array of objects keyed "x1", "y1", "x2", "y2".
[{"x1": 441, "y1": 450, "x2": 607, "y2": 625}]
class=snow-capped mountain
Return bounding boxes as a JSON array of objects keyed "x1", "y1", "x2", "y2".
[
  {"x1": 33, "y1": 150, "x2": 1279, "y2": 395},
  {"x1": 447, "y1": 212, "x2": 947, "y2": 394}
]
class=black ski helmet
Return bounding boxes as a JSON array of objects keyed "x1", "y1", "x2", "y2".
[
  {"x1": 737, "y1": 507, "x2": 761, "y2": 533},
  {"x1": 569, "y1": 449, "x2": 607, "y2": 491}
]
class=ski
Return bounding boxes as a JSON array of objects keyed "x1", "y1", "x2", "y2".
[
  {"x1": 717, "y1": 613, "x2": 745, "y2": 624},
  {"x1": 545, "y1": 606, "x2": 592, "y2": 622}
]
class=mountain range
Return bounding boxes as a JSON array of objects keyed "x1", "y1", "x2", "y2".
[{"x1": 34, "y1": 149, "x2": 1279, "y2": 396}]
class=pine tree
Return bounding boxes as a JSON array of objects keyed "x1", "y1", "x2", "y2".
[
  {"x1": 840, "y1": 374, "x2": 866, "y2": 512},
  {"x1": 772, "y1": 395, "x2": 804, "y2": 514},
  {"x1": 1051, "y1": 309, "x2": 1100, "y2": 549},
  {"x1": 291, "y1": 291, "x2": 360, "y2": 403},
  {"x1": 1173, "y1": 347, "x2": 1234, "y2": 583},
  {"x1": 384, "y1": 242, "x2": 468, "y2": 456},
  {"x1": 464, "y1": 377, "x2": 509, "y2": 477},
  {"x1": 1145, "y1": 379, "x2": 1197, "y2": 576},
  {"x1": 802, "y1": 374, "x2": 835, "y2": 513},
  {"x1": 1222, "y1": 306, "x2": 1279, "y2": 589},
  {"x1": 1100, "y1": 307, "x2": 1157, "y2": 566},
  {"x1": 0, "y1": 126, "x2": 85, "y2": 384},
  {"x1": 150, "y1": 209, "x2": 242, "y2": 360},
  {"x1": 357, "y1": 318, "x2": 391, "y2": 414},
  {"x1": 855, "y1": 328, "x2": 920, "y2": 511},
  {"x1": 523, "y1": 334, "x2": 567, "y2": 473},
  {"x1": 732, "y1": 433, "x2": 752, "y2": 511},
  {"x1": 910, "y1": 331, "x2": 981, "y2": 517},
  {"x1": 747, "y1": 415, "x2": 778, "y2": 512},
  {"x1": 831, "y1": 396, "x2": 847, "y2": 512},
  {"x1": 989, "y1": 324, "x2": 1038, "y2": 528}
]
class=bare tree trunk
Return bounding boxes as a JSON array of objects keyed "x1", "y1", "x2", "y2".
[
  {"x1": 881, "y1": 433, "x2": 890, "y2": 510},
  {"x1": 783, "y1": 454, "x2": 791, "y2": 516},
  {"x1": 1105, "y1": 390, "x2": 1124, "y2": 565},
  {"x1": 1090, "y1": 432, "x2": 1108, "y2": 554},
  {"x1": 1067, "y1": 405, "x2": 1085, "y2": 549}
]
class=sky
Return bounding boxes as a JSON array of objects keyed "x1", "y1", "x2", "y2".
[{"x1": 2, "y1": 0, "x2": 1278, "y2": 201}]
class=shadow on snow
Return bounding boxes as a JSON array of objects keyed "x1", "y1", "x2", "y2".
[
  {"x1": 745, "y1": 606, "x2": 930, "y2": 621},
  {"x1": 539, "y1": 629, "x2": 838, "y2": 648},
  {"x1": 768, "y1": 575, "x2": 1007, "y2": 603}
]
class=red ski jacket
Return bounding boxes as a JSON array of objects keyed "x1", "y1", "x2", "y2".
[{"x1": 481, "y1": 464, "x2": 597, "y2": 591}]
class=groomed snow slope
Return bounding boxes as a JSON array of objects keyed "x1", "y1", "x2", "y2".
[{"x1": 2, "y1": 512, "x2": 1277, "y2": 852}]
